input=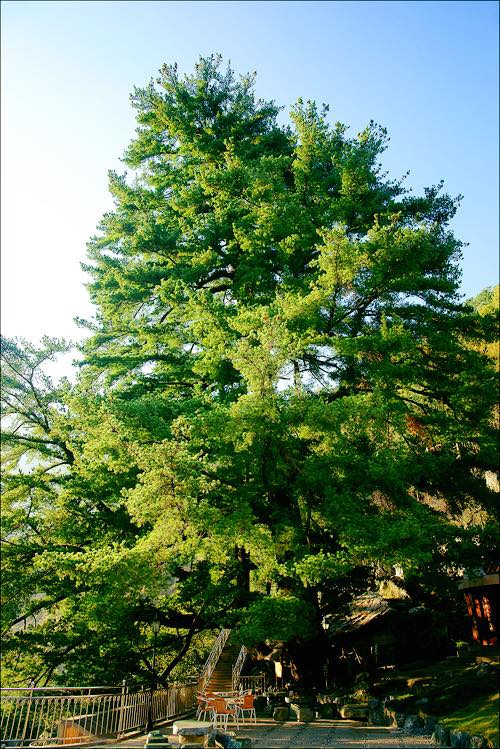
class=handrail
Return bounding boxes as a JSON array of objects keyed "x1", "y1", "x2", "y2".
[
  {"x1": 232, "y1": 645, "x2": 247, "y2": 690},
  {"x1": 199, "y1": 628, "x2": 231, "y2": 692},
  {"x1": 0, "y1": 682, "x2": 197, "y2": 746},
  {"x1": 0, "y1": 686, "x2": 123, "y2": 692},
  {"x1": 238, "y1": 674, "x2": 266, "y2": 693}
]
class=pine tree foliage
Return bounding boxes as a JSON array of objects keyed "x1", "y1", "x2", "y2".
[{"x1": 1, "y1": 56, "x2": 498, "y2": 686}]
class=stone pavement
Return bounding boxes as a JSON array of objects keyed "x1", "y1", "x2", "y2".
[
  {"x1": 118, "y1": 717, "x2": 435, "y2": 748},
  {"x1": 217, "y1": 717, "x2": 435, "y2": 748}
]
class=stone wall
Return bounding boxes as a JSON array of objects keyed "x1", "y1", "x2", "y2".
[{"x1": 367, "y1": 698, "x2": 492, "y2": 748}]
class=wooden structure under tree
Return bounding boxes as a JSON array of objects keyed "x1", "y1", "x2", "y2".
[{"x1": 459, "y1": 563, "x2": 499, "y2": 647}]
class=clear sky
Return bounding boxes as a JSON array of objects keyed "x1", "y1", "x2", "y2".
[{"x1": 2, "y1": 0, "x2": 499, "y2": 349}]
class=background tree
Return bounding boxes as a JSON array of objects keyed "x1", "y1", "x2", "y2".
[
  {"x1": 468, "y1": 285, "x2": 499, "y2": 369},
  {"x1": 2, "y1": 55, "x2": 498, "y2": 685}
]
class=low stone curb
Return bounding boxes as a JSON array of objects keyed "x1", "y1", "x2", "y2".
[{"x1": 368, "y1": 699, "x2": 492, "y2": 748}]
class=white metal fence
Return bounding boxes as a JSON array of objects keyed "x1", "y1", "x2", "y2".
[
  {"x1": 198, "y1": 628, "x2": 231, "y2": 693},
  {"x1": 236, "y1": 675, "x2": 266, "y2": 694},
  {"x1": 0, "y1": 682, "x2": 197, "y2": 747},
  {"x1": 231, "y1": 646, "x2": 247, "y2": 690}
]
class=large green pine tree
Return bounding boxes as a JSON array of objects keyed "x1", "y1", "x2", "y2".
[{"x1": 1, "y1": 55, "x2": 497, "y2": 686}]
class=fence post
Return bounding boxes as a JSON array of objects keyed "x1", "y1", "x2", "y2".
[{"x1": 117, "y1": 680, "x2": 127, "y2": 738}]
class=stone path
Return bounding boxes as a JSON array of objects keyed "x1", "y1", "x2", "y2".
[
  {"x1": 226, "y1": 718, "x2": 435, "y2": 748},
  {"x1": 117, "y1": 717, "x2": 435, "y2": 748}
]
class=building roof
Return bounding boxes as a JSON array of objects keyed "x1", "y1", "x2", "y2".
[{"x1": 325, "y1": 593, "x2": 391, "y2": 635}]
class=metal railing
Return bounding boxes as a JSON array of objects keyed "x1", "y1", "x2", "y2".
[
  {"x1": 231, "y1": 646, "x2": 247, "y2": 690},
  {"x1": 0, "y1": 682, "x2": 197, "y2": 747},
  {"x1": 235, "y1": 675, "x2": 266, "y2": 694},
  {"x1": 198, "y1": 628, "x2": 231, "y2": 693}
]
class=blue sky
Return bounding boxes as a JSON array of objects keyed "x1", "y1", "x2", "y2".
[{"x1": 1, "y1": 0, "x2": 498, "y2": 347}]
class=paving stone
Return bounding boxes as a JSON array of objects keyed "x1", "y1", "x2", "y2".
[{"x1": 122, "y1": 716, "x2": 435, "y2": 748}]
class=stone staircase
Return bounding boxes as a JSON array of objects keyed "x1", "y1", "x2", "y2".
[{"x1": 204, "y1": 640, "x2": 241, "y2": 693}]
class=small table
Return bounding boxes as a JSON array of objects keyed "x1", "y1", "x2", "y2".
[{"x1": 172, "y1": 719, "x2": 213, "y2": 746}]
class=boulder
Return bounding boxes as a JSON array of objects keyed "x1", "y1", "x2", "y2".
[
  {"x1": 450, "y1": 729, "x2": 471, "y2": 748},
  {"x1": 272, "y1": 706, "x2": 289, "y2": 722},
  {"x1": 384, "y1": 708, "x2": 397, "y2": 726},
  {"x1": 213, "y1": 732, "x2": 246, "y2": 749},
  {"x1": 469, "y1": 737, "x2": 489, "y2": 749},
  {"x1": 339, "y1": 703, "x2": 368, "y2": 720},
  {"x1": 354, "y1": 672, "x2": 370, "y2": 688},
  {"x1": 234, "y1": 739, "x2": 252, "y2": 749},
  {"x1": 145, "y1": 731, "x2": 169, "y2": 748},
  {"x1": 316, "y1": 692, "x2": 337, "y2": 705},
  {"x1": 316, "y1": 702, "x2": 336, "y2": 719},
  {"x1": 368, "y1": 698, "x2": 385, "y2": 725},
  {"x1": 424, "y1": 716, "x2": 437, "y2": 733},
  {"x1": 407, "y1": 676, "x2": 432, "y2": 689},
  {"x1": 403, "y1": 714, "x2": 423, "y2": 732},
  {"x1": 394, "y1": 712, "x2": 406, "y2": 728},
  {"x1": 432, "y1": 723, "x2": 451, "y2": 747},
  {"x1": 253, "y1": 696, "x2": 267, "y2": 712},
  {"x1": 296, "y1": 706, "x2": 315, "y2": 723},
  {"x1": 415, "y1": 696, "x2": 430, "y2": 707}
]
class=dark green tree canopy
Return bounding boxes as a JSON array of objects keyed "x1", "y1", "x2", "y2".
[{"x1": 2, "y1": 55, "x2": 498, "y2": 686}]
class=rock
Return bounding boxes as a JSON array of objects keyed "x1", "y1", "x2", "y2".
[
  {"x1": 432, "y1": 723, "x2": 451, "y2": 747},
  {"x1": 384, "y1": 708, "x2": 397, "y2": 726},
  {"x1": 317, "y1": 693, "x2": 337, "y2": 704},
  {"x1": 394, "y1": 712, "x2": 406, "y2": 728},
  {"x1": 339, "y1": 703, "x2": 368, "y2": 720},
  {"x1": 403, "y1": 714, "x2": 423, "y2": 732},
  {"x1": 253, "y1": 696, "x2": 267, "y2": 712},
  {"x1": 415, "y1": 696, "x2": 430, "y2": 707},
  {"x1": 213, "y1": 733, "x2": 243, "y2": 749},
  {"x1": 272, "y1": 706, "x2": 289, "y2": 722},
  {"x1": 354, "y1": 672, "x2": 370, "y2": 688},
  {"x1": 407, "y1": 677, "x2": 432, "y2": 689},
  {"x1": 353, "y1": 688, "x2": 369, "y2": 701},
  {"x1": 424, "y1": 716, "x2": 437, "y2": 733},
  {"x1": 316, "y1": 702, "x2": 336, "y2": 719},
  {"x1": 368, "y1": 698, "x2": 386, "y2": 725},
  {"x1": 469, "y1": 737, "x2": 489, "y2": 748},
  {"x1": 234, "y1": 739, "x2": 252, "y2": 748},
  {"x1": 450, "y1": 729, "x2": 471, "y2": 747},
  {"x1": 355, "y1": 671, "x2": 370, "y2": 682},
  {"x1": 145, "y1": 731, "x2": 170, "y2": 747},
  {"x1": 296, "y1": 706, "x2": 315, "y2": 722}
]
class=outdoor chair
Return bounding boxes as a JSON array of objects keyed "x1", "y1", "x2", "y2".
[
  {"x1": 211, "y1": 696, "x2": 239, "y2": 730},
  {"x1": 236, "y1": 693, "x2": 256, "y2": 724},
  {"x1": 195, "y1": 692, "x2": 213, "y2": 721}
]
